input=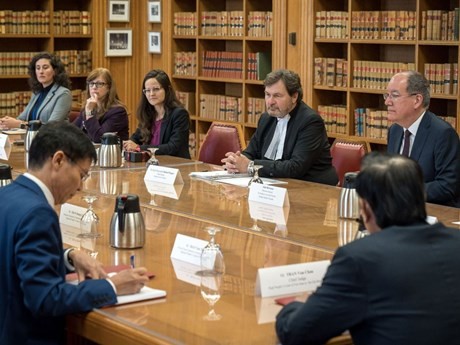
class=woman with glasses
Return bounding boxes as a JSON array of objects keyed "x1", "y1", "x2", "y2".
[
  {"x1": 73, "y1": 67, "x2": 129, "y2": 143},
  {"x1": 0, "y1": 52, "x2": 72, "y2": 129},
  {"x1": 123, "y1": 69, "x2": 191, "y2": 159}
]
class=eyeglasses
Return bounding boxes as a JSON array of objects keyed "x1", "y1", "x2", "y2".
[
  {"x1": 87, "y1": 81, "x2": 107, "y2": 89},
  {"x1": 142, "y1": 87, "x2": 162, "y2": 95},
  {"x1": 64, "y1": 153, "x2": 90, "y2": 181},
  {"x1": 383, "y1": 92, "x2": 418, "y2": 101}
]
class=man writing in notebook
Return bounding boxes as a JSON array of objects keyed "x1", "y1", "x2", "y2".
[
  {"x1": 0, "y1": 121, "x2": 149, "y2": 345},
  {"x1": 222, "y1": 69, "x2": 338, "y2": 186},
  {"x1": 276, "y1": 152, "x2": 460, "y2": 345},
  {"x1": 385, "y1": 70, "x2": 460, "y2": 207}
]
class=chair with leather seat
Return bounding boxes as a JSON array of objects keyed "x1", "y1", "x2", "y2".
[
  {"x1": 68, "y1": 109, "x2": 80, "y2": 123},
  {"x1": 330, "y1": 139, "x2": 368, "y2": 187},
  {"x1": 198, "y1": 122, "x2": 246, "y2": 165}
]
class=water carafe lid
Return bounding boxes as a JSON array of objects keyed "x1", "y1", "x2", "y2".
[
  {"x1": 343, "y1": 172, "x2": 358, "y2": 189},
  {"x1": 101, "y1": 132, "x2": 119, "y2": 145},
  {"x1": 0, "y1": 163, "x2": 12, "y2": 180},
  {"x1": 114, "y1": 194, "x2": 141, "y2": 213},
  {"x1": 27, "y1": 120, "x2": 42, "y2": 131}
]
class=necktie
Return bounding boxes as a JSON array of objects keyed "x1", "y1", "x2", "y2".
[
  {"x1": 265, "y1": 121, "x2": 283, "y2": 160},
  {"x1": 402, "y1": 129, "x2": 411, "y2": 157}
]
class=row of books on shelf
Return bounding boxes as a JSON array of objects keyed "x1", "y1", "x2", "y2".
[
  {"x1": 315, "y1": 11, "x2": 348, "y2": 39},
  {"x1": 421, "y1": 9, "x2": 460, "y2": 41},
  {"x1": 0, "y1": 50, "x2": 92, "y2": 76},
  {"x1": 424, "y1": 63, "x2": 458, "y2": 95},
  {"x1": 175, "y1": 91, "x2": 195, "y2": 115},
  {"x1": 53, "y1": 11, "x2": 91, "y2": 35},
  {"x1": 354, "y1": 108, "x2": 393, "y2": 139},
  {"x1": 201, "y1": 51, "x2": 243, "y2": 79},
  {"x1": 173, "y1": 11, "x2": 272, "y2": 37},
  {"x1": 352, "y1": 61, "x2": 416, "y2": 90},
  {"x1": 351, "y1": 11, "x2": 416, "y2": 40},
  {"x1": 247, "y1": 11, "x2": 273, "y2": 37},
  {"x1": 0, "y1": 89, "x2": 85, "y2": 117},
  {"x1": 314, "y1": 57, "x2": 348, "y2": 88},
  {"x1": 199, "y1": 94, "x2": 242, "y2": 122},
  {"x1": 173, "y1": 52, "x2": 197, "y2": 77},
  {"x1": 201, "y1": 11, "x2": 244, "y2": 37},
  {"x1": 318, "y1": 105, "x2": 347, "y2": 135},
  {"x1": 246, "y1": 52, "x2": 271, "y2": 81},
  {"x1": 247, "y1": 97, "x2": 265, "y2": 125},
  {"x1": 0, "y1": 10, "x2": 49, "y2": 34}
]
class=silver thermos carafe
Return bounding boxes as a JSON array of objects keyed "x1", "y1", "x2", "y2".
[
  {"x1": 0, "y1": 163, "x2": 13, "y2": 187},
  {"x1": 110, "y1": 194, "x2": 145, "y2": 249},
  {"x1": 99, "y1": 133, "x2": 122, "y2": 168},
  {"x1": 338, "y1": 172, "x2": 359, "y2": 220},
  {"x1": 24, "y1": 120, "x2": 41, "y2": 169}
]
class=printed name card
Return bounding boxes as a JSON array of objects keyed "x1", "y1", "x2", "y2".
[
  {"x1": 59, "y1": 203, "x2": 87, "y2": 229},
  {"x1": 248, "y1": 200, "x2": 290, "y2": 225},
  {"x1": 144, "y1": 180, "x2": 184, "y2": 199},
  {"x1": 255, "y1": 260, "x2": 330, "y2": 298},
  {"x1": 0, "y1": 133, "x2": 11, "y2": 160},
  {"x1": 248, "y1": 183, "x2": 290, "y2": 207},
  {"x1": 170, "y1": 233, "x2": 208, "y2": 266},
  {"x1": 144, "y1": 165, "x2": 184, "y2": 185}
]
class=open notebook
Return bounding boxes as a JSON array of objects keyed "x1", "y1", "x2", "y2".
[{"x1": 66, "y1": 264, "x2": 166, "y2": 306}]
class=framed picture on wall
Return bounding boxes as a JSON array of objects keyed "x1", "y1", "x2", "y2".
[
  {"x1": 148, "y1": 32, "x2": 161, "y2": 54},
  {"x1": 108, "y1": 0, "x2": 130, "y2": 22},
  {"x1": 147, "y1": 1, "x2": 161, "y2": 23},
  {"x1": 106, "y1": 29, "x2": 132, "y2": 56}
]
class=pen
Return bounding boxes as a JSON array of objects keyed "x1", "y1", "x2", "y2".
[{"x1": 130, "y1": 255, "x2": 135, "y2": 268}]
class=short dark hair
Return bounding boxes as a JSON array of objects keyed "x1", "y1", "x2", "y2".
[
  {"x1": 355, "y1": 152, "x2": 427, "y2": 229},
  {"x1": 28, "y1": 121, "x2": 97, "y2": 169},
  {"x1": 28, "y1": 52, "x2": 71, "y2": 93},
  {"x1": 264, "y1": 69, "x2": 303, "y2": 103}
]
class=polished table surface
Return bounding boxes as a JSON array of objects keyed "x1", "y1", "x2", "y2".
[{"x1": 2, "y1": 145, "x2": 460, "y2": 345}]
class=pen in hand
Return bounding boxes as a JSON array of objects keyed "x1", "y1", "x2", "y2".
[{"x1": 130, "y1": 255, "x2": 135, "y2": 268}]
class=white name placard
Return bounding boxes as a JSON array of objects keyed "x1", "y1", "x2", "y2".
[
  {"x1": 0, "y1": 133, "x2": 11, "y2": 160},
  {"x1": 144, "y1": 165, "x2": 184, "y2": 185},
  {"x1": 255, "y1": 260, "x2": 330, "y2": 298},
  {"x1": 59, "y1": 203, "x2": 86, "y2": 229},
  {"x1": 248, "y1": 183, "x2": 289, "y2": 207},
  {"x1": 170, "y1": 233, "x2": 207, "y2": 266},
  {"x1": 249, "y1": 200, "x2": 290, "y2": 225},
  {"x1": 144, "y1": 180, "x2": 184, "y2": 199},
  {"x1": 170, "y1": 258, "x2": 201, "y2": 286}
]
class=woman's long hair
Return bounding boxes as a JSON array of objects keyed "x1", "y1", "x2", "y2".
[{"x1": 27, "y1": 52, "x2": 71, "y2": 93}]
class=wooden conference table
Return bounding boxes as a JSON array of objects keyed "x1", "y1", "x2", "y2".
[{"x1": 2, "y1": 146, "x2": 459, "y2": 345}]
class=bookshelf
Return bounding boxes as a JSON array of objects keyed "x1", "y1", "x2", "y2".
[
  {"x1": 305, "y1": 0, "x2": 460, "y2": 151},
  {"x1": 0, "y1": 0, "x2": 93, "y2": 116},
  {"x1": 170, "y1": 0, "x2": 283, "y2": 158}
]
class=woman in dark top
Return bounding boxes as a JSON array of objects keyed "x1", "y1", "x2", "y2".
[
  {"x1": 123, "y1": 69, "x2": 191, "y2": 159},
  {"x1": 73, "y1": 68, "x2": 129, "y2": 142}
]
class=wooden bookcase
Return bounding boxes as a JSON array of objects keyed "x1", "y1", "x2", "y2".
[
  {"x1": 170, "y1": 0, "x2": 285, "y2": 158},
  {"x1": 303, "y1": 0, "x2": 460, "y2": 151},
  {"x1": 0, "y1": 0, "x2": 92, "y2": 115}
]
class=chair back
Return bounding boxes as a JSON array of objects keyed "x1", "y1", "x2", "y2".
[
  {"x1": 198, "y1": 122, "x2": 246, "y2": 165},
  {"x1": 330, "y1": 139, "x2": 368, "y2": 186},
  {"x1": 69, "y1": 110, "x2": 80, "y2": 123}
]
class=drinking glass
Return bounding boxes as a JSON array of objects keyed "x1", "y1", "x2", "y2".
[
  {"x1": 200, "y1": 274, "x2": 223, "y2": 321},
  {"x1": 199, "y1": 226, "x2": 225, "y2": 276},
  {"x1": 146, "y1": 147, "x2": 159, "y2": 166},
  {"x1": 250, "y1": 218, "x2": 262, "y2": 232},
  {"x1": 248, "y1": 165, "x2": 263, "y2": 186},
  {"x1": 78, "y1": 195, "x2": 102, "y2": 258}
]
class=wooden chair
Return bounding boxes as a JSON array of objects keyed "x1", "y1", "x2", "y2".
[
  {"x1": 330, "y1": 139, "x2": 369, "y2": 187},
  {"x1": 68, "y1": 109, "x2": 80, "y2": 123},
  {"x1": 198, "y1": 122, "x2": 246, "y2": 165}
]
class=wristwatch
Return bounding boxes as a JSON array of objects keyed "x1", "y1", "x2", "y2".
[
  {"x1": 247, "y1": 160, "x2": 255, "y2": 176},
  {"x1": 20, "y1": 122, "x2": 27, "y2": 129}
]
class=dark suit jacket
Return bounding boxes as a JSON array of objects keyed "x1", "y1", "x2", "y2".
[
  {"x1": 18, "y1": 84, "x2": 72, "y2": 123},
  {"x1": 73, "y1": 105, "x2": 129, "y2": 142},
  {"x1": 276, "y1": 222, "x2": 460, "y2": 345},
  {"x1": 387, "y1": 111, "x2": 460, "y2": 207},
  {"x1": 0, "y1": 175, "x2": 117, "y2": 345},
  {"x1": 130, "y1": 107, "x2": 191, "y2": 159},
  {"x1": 243, "y1": 101, "x2": 338, "y2": 185}
]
